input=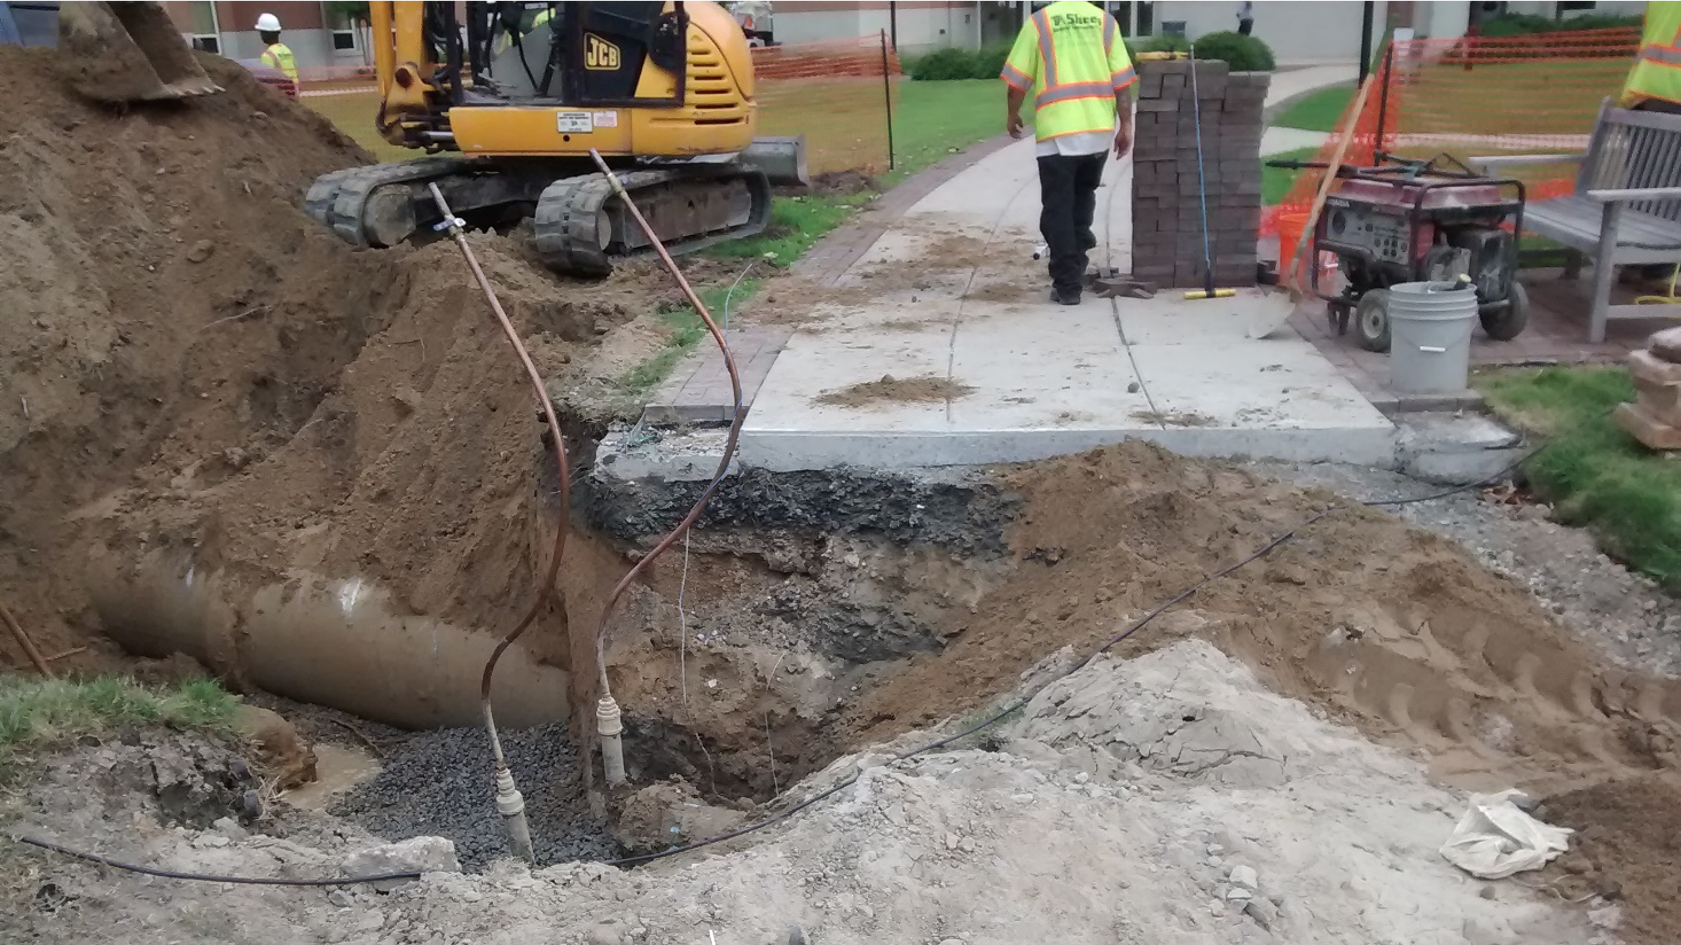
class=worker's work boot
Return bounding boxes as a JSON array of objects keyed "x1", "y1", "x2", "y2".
[{"x1": 1050, "y1": 285, "x2": 1082, "y2": 306}]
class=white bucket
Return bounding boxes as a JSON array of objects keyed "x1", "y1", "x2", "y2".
[{"x1": 1388, "y1": 281, "x2": 1478, "y2": 394}]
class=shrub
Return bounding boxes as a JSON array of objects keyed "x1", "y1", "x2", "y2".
[
  {"x1": 909, "y1": 43, "x2": 1018, "y2": 81},
  {"x1": 973, "y1": 43, "x2": 1011, "y2": 81},
  {"x1": 1475, "y1": 12, "x2": 1641, "y2": 37},
  {"x1": 911, "y1": 46, "x2": 982, "y2": 81},
  {"x1": 1143, "y1": 34, "x2": 1190, "y2": 54},
  {"x1": 1190, "y1": 30, "x2": 1275, "y2": 72}
]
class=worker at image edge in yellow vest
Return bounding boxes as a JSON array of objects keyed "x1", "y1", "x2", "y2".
[
  {"x1": 1002, "y1": 0, "x2": 1136, "y2": 305},
  {"x1": 255, "y1": 12, "x2": 298, "y2": 86},
  {"x1": 494, "y1": 8, "x2": 555, "y2": 56},
  {"x1": 1622, "y1": 1, "x2": 1681, "y2": 111}
]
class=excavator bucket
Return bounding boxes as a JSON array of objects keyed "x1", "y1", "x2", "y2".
[{"x1": 55, "y1": 1, "x2": 221, "y2": 102}]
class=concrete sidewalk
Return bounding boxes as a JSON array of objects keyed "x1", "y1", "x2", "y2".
[
  {"x1": 635, "y1": 64, "x2": 1401, "y2": 475},
  {"x1": 730, "y1": 136, "x2": 1395, "y2": 472}
]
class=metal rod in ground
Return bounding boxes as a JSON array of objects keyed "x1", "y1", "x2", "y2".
[
  {"x1": 880, "y1": 29, "x2": 896, "y2": 170},
  {"x1": 423, "y1": 182, "x2": 565, "y2": 864},
  {"x1": 584, "y1": 148, "x2": 749, "y2": 790}
]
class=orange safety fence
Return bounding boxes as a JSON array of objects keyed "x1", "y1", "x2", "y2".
[
  {"x1": 295, "y1": 34, "x2": 903, "y2": 175},
  {"x1": 1264, "y1": 26, "x2": 1642, "y2": 236}
]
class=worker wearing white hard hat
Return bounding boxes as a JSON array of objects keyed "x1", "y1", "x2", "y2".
[{"x1": 256, "y1": 12, "x2": 298, "y2": 85}]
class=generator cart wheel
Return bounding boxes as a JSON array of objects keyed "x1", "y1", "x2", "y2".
[
  {"x1": 1354, "y1": 289, "x2": 1392, "y2": 353},
  {"x1": 1479, "y1": 281, "x2": 1530, "y2": 341}
]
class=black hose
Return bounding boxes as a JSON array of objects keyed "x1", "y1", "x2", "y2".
[{"x1": 12, "y1": 836, "x2": 422, "y2": 887}]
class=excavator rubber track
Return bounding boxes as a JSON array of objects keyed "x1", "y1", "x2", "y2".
[
  {"x1": 532, "y1": 166, "x2": 771, "y2": 276},
  {"x1": 303, "y1": 159, "x2": 771, "y2": 278}
]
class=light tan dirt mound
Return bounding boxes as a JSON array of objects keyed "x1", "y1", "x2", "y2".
[
  {"x1": 845, "y1": 443, "x2": 1681, "y2": 793},
  {"x1": 0, "y1": 46, "x2": 675, "y2": 681}
]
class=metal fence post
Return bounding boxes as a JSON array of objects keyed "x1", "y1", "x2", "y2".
[{"x1": 880, "y1": 29, "x2": 896, "y2": 171}]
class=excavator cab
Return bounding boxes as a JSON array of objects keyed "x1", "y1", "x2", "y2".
[
  {"x1": 305, "y1": 0, "x2": 805, "y2": 277},
  {"x1": 54, "y1": 1, "x2": 221, "y2": 102}
]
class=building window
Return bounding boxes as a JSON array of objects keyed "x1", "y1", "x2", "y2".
[
  {"x1": 187, "y1": 0, "x2": 218, "y2": 54},
  {"x1": 323, "y1": 2, "x2": 363, "y2": 53}
]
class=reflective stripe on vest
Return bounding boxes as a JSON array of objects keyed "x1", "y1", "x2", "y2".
[
  {"x1": 1623, "y1": 2, "x2": 1681, "y2": 105},
  {"x1": 1640, "y1": 44, "x2": 1681, "y2": 66},
  {"x1": 1028, "y1": 3, "x2": 1132, "y2": 140},
  {"x1": 261, "y1": 43, "x2": 297, "y2": 84}
]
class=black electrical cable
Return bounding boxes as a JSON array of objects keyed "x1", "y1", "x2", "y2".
[
  {"x1": 11, "y1": 835, "x2": 422, "y2": 887},
  {"x1": 13, "y1": 434, "x2": 1567, "y2": 883}
]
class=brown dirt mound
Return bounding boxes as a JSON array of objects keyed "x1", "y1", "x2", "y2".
[
  {"x1": 816, "y1": 374, "x2": 974, "y2": 407},
  {"x1": 1539, "y1": 775, "x2": 1681, "y2": 945},
  {"x1": 0, "y1": 47, "x2": 673, "y2": 680},
  {"x1": 843, "y1": 444, "x2": 1681, "y2": 791}
]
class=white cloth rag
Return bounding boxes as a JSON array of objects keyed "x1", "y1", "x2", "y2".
[{"x1": 1439, "y1": 789, "x2": 1573, "y2": 879}]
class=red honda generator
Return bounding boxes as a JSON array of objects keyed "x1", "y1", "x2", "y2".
[{"x1": 1271, "y1": 153, "x2": 1529, "y2": 352}]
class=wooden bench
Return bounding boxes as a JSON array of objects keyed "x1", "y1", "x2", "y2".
[{"x1": 1470, "y1": 101, "x2": 1681, "y2": 343}]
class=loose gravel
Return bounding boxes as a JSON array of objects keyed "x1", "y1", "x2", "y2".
[
  {"x1": 1251, "y1": 460, "x2": 1681, "y2": 679},
  {"x1": 329, "y1": 722, "x2": 617, "y2": 871}
]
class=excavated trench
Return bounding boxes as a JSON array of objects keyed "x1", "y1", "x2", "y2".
[{"x1": 69, "y1": 408, "x2": 1681, "y2": 870}]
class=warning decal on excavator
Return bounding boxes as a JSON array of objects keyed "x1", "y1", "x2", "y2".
[
  {"x1": 585, "y1": 33, "x2": 621, "y2": 71},
  {"x1": 556, "y1": 111, "x2": 593, "y2": 133}
]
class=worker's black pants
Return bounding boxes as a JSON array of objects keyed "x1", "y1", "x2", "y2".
[{"x1": 1038, "y1": 151, "x2": 1106, "y2": 296}]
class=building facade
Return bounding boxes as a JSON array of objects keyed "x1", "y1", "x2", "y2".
[
  {"x1": 152, "y1": 1, "x2": 1650, "y2": 73},
  {"x1": 159, "y1": 1, "x2": 369, "y2": 72}
]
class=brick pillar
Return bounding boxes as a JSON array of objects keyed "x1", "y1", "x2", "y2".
[{"x1": 1130, "y1": 60, "x2": 1270, "y2": 289}]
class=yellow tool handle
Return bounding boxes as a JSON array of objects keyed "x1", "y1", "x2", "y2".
[{"x1": 1183, "y1": 288, "x2": 1237, "y2": 300}]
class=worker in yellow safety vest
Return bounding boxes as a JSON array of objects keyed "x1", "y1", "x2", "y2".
[
  {"x1": 1623, "y1": 1, "x2": 1681, "y2": 112},
  {"x1": 1002, "y1": 1, "x2": 1136, "y2": 305},
  {"x1": 493, "y1": 7, "x2": 555, "y2": 57},
  {"x1": 255, "y1": 12, "x2": 298, "y2": 86}
]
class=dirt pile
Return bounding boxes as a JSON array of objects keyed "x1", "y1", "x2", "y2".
[
  {"x1": 594, "y1": 442, "x2": 1680, "y2": 803},
  {"x1": 847, "y1": 444, "x2": 1681, "y2": 790},
  {"x1": 1539, "y1": 774, "x2": 1681, "y2": 944},
  {"x1": 0, "y1": 46, "x2": 673, "y2": 685}
]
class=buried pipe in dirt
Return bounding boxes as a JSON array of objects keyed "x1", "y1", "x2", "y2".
[
  {"x1": 426, "y1": 183, "x2": 573, "y2": 865},
  {"x1": 585, "y1": 149, "x2": 747, "y2": 791}
]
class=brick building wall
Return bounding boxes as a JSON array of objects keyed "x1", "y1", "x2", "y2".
[{"x1": 1129, "y1": 60, "x2": 1268, "y2": 289}]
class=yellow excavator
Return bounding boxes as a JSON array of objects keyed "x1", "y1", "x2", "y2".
[
  {"x1": 43, "y1": 1, "x2": 797, "y2": 276},
  {"x1": 304, "y1": 1, "x2": 804, "y2": 275}
]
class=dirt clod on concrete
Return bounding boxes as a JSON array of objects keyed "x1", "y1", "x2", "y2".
[{"x1": 816, "y1": 374, "x2": 975, "y2": 407}]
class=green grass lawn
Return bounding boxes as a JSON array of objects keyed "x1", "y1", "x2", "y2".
[
  {"x1": 1262, "y1": 145, "x2": 1321, "y2": 207},
  {"x1": 1476, "y1": 365, "x2": 1681, "y2": 589},
  {"x1": 1273, "y1": 85, "x2": 1355, "y2": 133},
  {"x1": 0, "y1": 677, "x2": 236, "y2": 778},
  {"x1": 887, "y1": 79, "x2": 1001, "y2": 181}
]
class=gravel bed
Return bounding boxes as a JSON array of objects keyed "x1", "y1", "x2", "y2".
[
  {"x1": 326, "y1": 722, "x2": 617, "y2": 871},
  {"x1": 1249, "y1": 460, "x2": 1681, "y2": 679}
]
